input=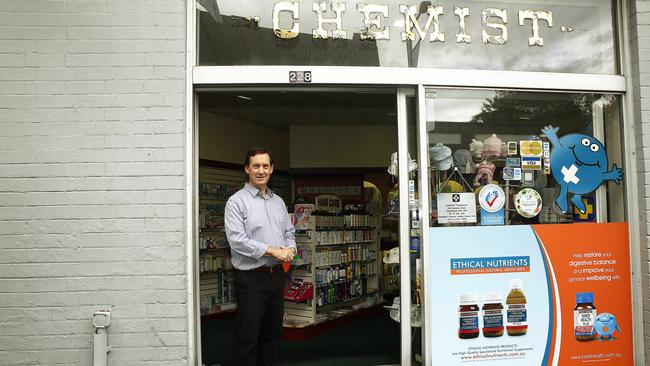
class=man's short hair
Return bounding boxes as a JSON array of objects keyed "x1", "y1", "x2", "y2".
[{"x1": 244, "y1": 146, "x2": 274, "y2": 166}]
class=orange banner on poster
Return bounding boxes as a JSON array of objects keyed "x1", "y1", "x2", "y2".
[{"x1": 533, "y1": 223, "x2": 633, "y2": 365}]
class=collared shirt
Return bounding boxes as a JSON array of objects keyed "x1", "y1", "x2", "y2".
[{"x1": 224, "y1": 182, "x2": 296, "y2": 270}]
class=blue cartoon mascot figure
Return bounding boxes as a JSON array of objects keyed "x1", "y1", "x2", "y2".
[
  {"x1": 541, "y1": 125, "x2": 622, "y2": 213},
  {"x1": 594, "y1": 312, "x2": 620, "y2": 341}
]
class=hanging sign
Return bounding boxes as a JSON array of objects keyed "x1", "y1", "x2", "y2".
[
  {"x1": 437, "y1": 193, "x2": 477, "y2": 224},
  {"x1": 315, "y1": 194, "x2": 342, "y2": 212},
  {"x1": 541, "y1": 125, "x2": 623, "y2": 213}
]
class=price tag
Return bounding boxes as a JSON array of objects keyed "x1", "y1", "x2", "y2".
[{"x1": 289, "y1": 71, "x2": 312, "y2": 83}]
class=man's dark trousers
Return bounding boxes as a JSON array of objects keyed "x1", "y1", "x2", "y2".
[{"x1": 234, "y1": 269, "x2": 285, "y2": 366}]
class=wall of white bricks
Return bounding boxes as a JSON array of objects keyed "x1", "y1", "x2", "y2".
[
  {"x1": 630, "y1": 0, "x2": 650, "y2": 364},
  {"x1": 0, "y1": 1, "x2": 188, "y2": 365}
]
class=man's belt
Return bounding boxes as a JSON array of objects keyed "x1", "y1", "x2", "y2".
[{"x1": 249, "y1": 264, "x2": 283, "y2": 273}]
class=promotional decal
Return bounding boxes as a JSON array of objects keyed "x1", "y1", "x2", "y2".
[
  {"x1": 429, "y1": 224, "x2": 632, "y2": 365},
  {"x1": 503, "y1": 167, "x2": 522, "y2": 181},
  {"x1": 522, "y1": 156, "x2": 543, "y2": 170},
  {"x1": 542, "y1": 125, "x2": 623, "y2": 213},
  {"x1": 515, "y1": 189, "x2": 542, "y2": 218},
  {"x1": 479, "y1": 184, "x2": 505, "y2": 226}
]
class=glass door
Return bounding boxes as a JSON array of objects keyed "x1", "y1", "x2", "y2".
[{"x1": 396, "y1": 87, "x2": 431, "y2": 365}]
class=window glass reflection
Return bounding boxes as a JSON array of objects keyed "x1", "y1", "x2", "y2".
[{"x1": 197, "y1": 0, "x2": 617, "y2": 74}]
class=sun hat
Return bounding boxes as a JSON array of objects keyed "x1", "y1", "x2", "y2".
[
  {"x1": 473, "y1": 161, "x2": 496, "y2": 187},
  {"x1": 453, "y1": 149, "x2": 473, "y2": 173},
  {"x1": 385, "y1": 197, "x2": 399, "y2": 216},
  {"x1": 436, "y1": 180, "x2": 463, "y2": 193},
  {"x1": 387, "y1": 152, "x2": 418, "y2": 178},
  {"x1": 469, "y1": 139, "x2": 484, "y2": 159},
  {"x1": 383, "y1": 247, "x2": 400, "y2": 264},
  {"x1": 482, "y1": 134, "x2": 502, "y2": 159},
  {"x1": 384, "y1": 296, "x2": 422, "y2": 327},
  {"x1": 429, "y1": 143, "x2": 453, "y2": 171}
]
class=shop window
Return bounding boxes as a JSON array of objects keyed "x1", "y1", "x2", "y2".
[
  {"x1": 196, "y1": 0, "x2": 618, "y2": 74},
  {"x1": 425, "y1": 89, "x2": 624, "y2": 227}
]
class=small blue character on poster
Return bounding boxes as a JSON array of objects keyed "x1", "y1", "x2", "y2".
[
  {"x1": 541, "y1": 125, "x2": 623, "y2": 213},
  {"x1": 594, "y1": 312, "x2": 620, "y2": 340}
]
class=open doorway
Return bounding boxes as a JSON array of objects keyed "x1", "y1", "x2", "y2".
[{"x1": 196, "y1": 88, "x2": 402, "y2": 366}]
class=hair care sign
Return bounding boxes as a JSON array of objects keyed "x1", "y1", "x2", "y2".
[{"x1": 428, "y1": 224, "x2": 632, "y2": 365}]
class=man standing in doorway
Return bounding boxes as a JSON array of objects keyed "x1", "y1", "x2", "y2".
[{"x1": 224, "y1": 146, "x2": 296, "y2": 366}]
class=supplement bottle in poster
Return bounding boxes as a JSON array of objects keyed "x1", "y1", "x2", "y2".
[
  {"x1": 482, "y1": 292, "x2": 504, "y2": 337},
  {"x1": 506, "y1": 279, "x2": 528, "y2": 336},
  {"x1": 458, "y1": 293, "x2": 480, "y2": 339},
  {"x1": 574, "y1": 292, "x2": 597, "y2": 341}
]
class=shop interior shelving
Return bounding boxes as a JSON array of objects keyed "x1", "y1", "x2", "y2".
[
  {"x1": 283, "y1": 213, "x2": 381, "y2": 329},
  {"x1": 198, "y1": 166, "x2": 242, "y2": 318}
]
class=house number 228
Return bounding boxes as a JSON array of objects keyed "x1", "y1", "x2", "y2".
[{"x1": 289, "y1": 71, "x2": 312, "y2": 83}]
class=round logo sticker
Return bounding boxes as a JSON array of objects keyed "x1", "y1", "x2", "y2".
[
  {"x1": 478, "y1": 184, "x2": 505, "y2": 213},
  {"x1": 515, "y1": 188, "x2": 542, "y2": 218}
]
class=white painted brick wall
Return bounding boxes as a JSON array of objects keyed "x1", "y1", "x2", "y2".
[
  {"x1": 0, "y1": 1, "x2": 187, "y2": 365},
  {"x1": 631, "y1": 0, "x2": 650, "y2": 364}
]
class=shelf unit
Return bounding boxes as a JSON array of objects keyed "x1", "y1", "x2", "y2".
[
  {"x1": 198, "y1": 166, "x2": 243, "y2": 317},
  {"x1": 283, "y1": 214, "x2": 381, "y2": 328}
]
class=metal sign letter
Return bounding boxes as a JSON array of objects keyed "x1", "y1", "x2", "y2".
[
  {"x1": 273, "y1": 1, "x2": 300, "y2": 39},
  {"x1": 482, "y1": 8, "x2": 508, "y2": 45},
  {"x1": 313, "y1": 1, "x2": 347, "y2": 39},
  {"x1": 454, "y1": 6, "x2": 471, "y2": 43},
  {"x1": 358, "y1": 3, "x2": 390, "y2": 40},
  {"x1": 400, "y1": 4, "x2": 444, "y2": 42},
  {"x1": 519, "y1": 10, "x2": 553, "y2": 46}
]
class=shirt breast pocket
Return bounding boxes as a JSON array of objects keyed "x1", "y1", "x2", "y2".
[
  {"x1": 245, "y1": 207, "x2": 265, "y2": 233},
  {"x1": 270, "y1": 202, "x2": 287, "y2": 230}
]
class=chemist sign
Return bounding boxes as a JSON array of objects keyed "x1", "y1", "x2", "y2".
[{"x1": 437, "y1": 193, "x2": 477, "y2": 224}]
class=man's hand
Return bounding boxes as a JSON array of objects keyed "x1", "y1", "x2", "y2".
[
  {"x1": 285, "y1": 246, "x2": 296, "y2": 257},
  {"x1": 280, "y1": 246, "x2": 296, "y2": 262},
  {"x1": 266, "y1": 246, "x2": 294, "y2": 262}
]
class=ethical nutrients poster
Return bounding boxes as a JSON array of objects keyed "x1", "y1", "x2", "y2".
[{"x1": 429, "y1": 224, "x2": 632, "y2": 365}]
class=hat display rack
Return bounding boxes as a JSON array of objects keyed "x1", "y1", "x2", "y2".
[
  {"x1": 429, "y1": 133, "x2": 551, "y2": 225},
  {"x1": 436, "y1": 167, "x2": 474, "y2": 194}
]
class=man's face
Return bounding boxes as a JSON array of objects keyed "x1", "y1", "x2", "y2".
[{"x1": 245, "y1": 153, "x2": 273, "y2": 191}]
